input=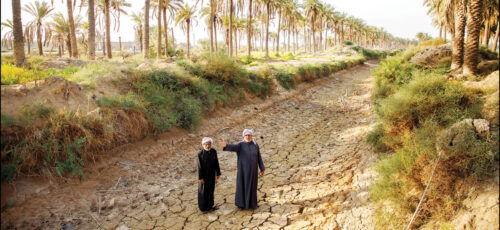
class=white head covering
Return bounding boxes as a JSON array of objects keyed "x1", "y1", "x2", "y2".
[
  {"x1": 242, "y1": 129, "x2": 254, "y2": 137},
  {"x1": 201, "y1": 137, "x2": 213, "y2": 145}
]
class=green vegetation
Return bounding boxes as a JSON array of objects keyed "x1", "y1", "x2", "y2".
[
  {"x1": 368, "y1": 45, "x2": 499, "y2": 228},
  {"x1": 1, "y1": 50, "x2": 368, "y2": 182}
]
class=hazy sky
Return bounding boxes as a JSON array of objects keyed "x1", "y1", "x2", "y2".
[{"x1": 1, "y1": 0, "x2": 438, "y2": 44}]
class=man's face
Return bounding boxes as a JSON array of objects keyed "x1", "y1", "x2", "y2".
[
  {"x1": 244, "y1": 134, "x2": 253, "y2": 142},
  {"x1": 203, "y1": 142, "x2": 211, "y2": 150}
]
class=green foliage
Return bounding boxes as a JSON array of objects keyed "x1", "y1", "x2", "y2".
[
  {"x1": 175, "y1": 93, "x2": 203, "y2": 130},
  {"x1": 437, "y1": 122, "x2": 499, "y2": 178},
  {"x1": 280, "y1": 52, "x2": 295, "y2": 61},
  {"x1": 418, "y1": 39, "x2": 446, "y2": 47},
  {"x1": 1, "y1": 114, "x2": 15, "y2": 127},
  {"x1": 241, "y1": 56, "x2": 253, "y2": 64},
  {"x1": 198, "y1": 53, "x2": 247, "y2": 86},
  {"x1": 373, "y1": 56, "x2": 418, "y2": 100},
  {"x1": 369, "y1": 45, "x2": 495, "y2": 228},
  {"x1": 56, "y1": 137, "x2": 86, "y2": 177},
  {"x1": 1, "y1": 64, "x2": 48, "y2": 85},
  {"x1": 343, "y1": 41, "x2": 354, "y2": 46},
  {"x1": 96, "y1": 93, "x2": 144, "y2": 110},
  {"x1": 378, "y1": 74, "x2": 481, "y2": 132},
  {"x1": 478, "y1": 45, "x2": 499, "y2": 60},
  {"x1": 274, "y1": 70, "x2": 296, "y2": 90}
]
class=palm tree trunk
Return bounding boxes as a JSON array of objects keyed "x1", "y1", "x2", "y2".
[
  {"x1": 303, "y1": 26, "x2": 306, "y2": 53},
  {"x1": 209, "y1": 0, "x2": 214, "y2": 54},
  {"x1": 341, "y1": 21, "x2": 344, "y2": 43},
  {"x1": 247, "y1": 0, "x2": 252, "y2": 57},
  {"x1": 187, "y1": 21, "x2": 191, "y2": 59},
  {"x1": 451, "y1": 0, "x2": 466, "y2": 70},
  {"x1": 12, "y1": 0, "x2": 25, "y2": 66},
  {"x1": 139, "y1": 27, "x2": 143, "y2": 53},
  {"x1": 171, "y1": 28, "x2": 175, "y2": 50},
  {"x1": 37, "y1": 22, "x2": 43, "y2": 55},
  {"x1": 163, "y1": 6, "x2": 168, "y2": 56},
  {"x1": 58, "y1": 37, "x2": 62, "y2": 57},
  {"x1": 483, "y1": 19, "x2": 492, "y2": 47},
  {"x1": 214, "y1": 17, "x2": 218, "y2": 51},
  {"x1": 265, "y1": 1, "x2": 270, "y2": 58},
  {"x1": 288, "y1": 24, "x2": 291, "y2": 53},
  {"x1": 67, "y1": 34, "x2": 72, "y2": 57},
  {"x1": 493, "y1": 22, "x2": 499, "y2": 51},
  {"x1": 311, "y1": 15, "x2": 316, "y2": 55},
  {"x1": 105, "y1": 0, "x2": 112, "y2": 58},
  {"x1": 144, "y1": 0, "x2": 150, "y2": 59},
  {"x1": 234, "y1": 27, "x2": 238, "y2": 55},
  {"x1": 88, "y1": 0, "x2": 96, "y2": 60},
  {"x1": 293, "y1": 25, "x2": 296, "y2": 55},
  {"x1": 229, "y1": 0, "x2": 233, "y2": 56},
  {"x1": 324, "y1": 24, "x2": 327, "y2": 51},
  {"x1": 67, "y1": 0, "x2": 78, "y2": 58},
  {"x1": 276, "y1": 8, "x2": 281, "y2": 56},
  {"x1": 463, "y1": 0, "x2": 484, "y2": 75},
  {"x1": 157, "y1": 1, "x2": 162, "y2": 59},
  {"x1": 102, "y1": 33, "x2": 105, "y2": 56},
  {"x1": 119, "y1": 36, "x2": 122, "y2": 51}
]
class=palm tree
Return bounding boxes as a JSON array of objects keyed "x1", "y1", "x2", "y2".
[
  {"x1": 481, "y1": 0, "x2": 499, "y2": 48},
  {"x1": 452, "y1": 0, "x2": 466, "y2": 70},
  {"x1": 12, "y1": 0, "x2": 25, "y2": 66},
  {"x1": 88, "y1": 0, "x2": 96, "y2": 60},
  {"x1": 49, "y1": 13, "x2": 83, "y2": 58},
  {"x1": 152, "y1": 0, "x2": 163, "y2": 59},
  {"x1": 144, "y1": 0, "x2": 151, "y2": 59},
  {"x1": 261, "y1": 0, "x2": 278, "y2": 58},
  {"x1": 104, "y1": 0, "x2": 112, "y2": 58},
  {"x1": 247, "y1": 0, "x2": 253, "y2": 57},
  {"x1": 67, "y1": 0, "x2": 79, "y2": 57},
  {"x1": 130, "y1": 11, "x2": 144, "y2": 53},
  {"x1": 175, "y1": 3, "x2": 197, "y2": 59},
  {"x1": 2, "y1": 20, "x2": 14, "y2": 50},
  {"x1": 463, "y1": 0, "x2": 484, "y2": 75},
  {"x1": 229, "y1": 0, "x2": 234, "y2": 56},
  {"x1": 305, "y1": 0, "x2": 319, "y2": 54},
  {"x1": 110, "y1": 0, "x2": 131, "y2": 53},
  {"x1": 110, "y1": 0, "x2": 131, "y2": 32},
  {"x1": 160, "y1": 0, "x2": 182, "y2": 56},
  {"x1": 23, "y1": 0, "x2": 54, "y2": 56}
]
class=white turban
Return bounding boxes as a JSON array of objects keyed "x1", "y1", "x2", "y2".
[
  {"x1": 242, "y1": 129, "x2": 254, "y2": 137},
  {"x1": 201, "y1": 137, "x2": 213, "y2": 145}
]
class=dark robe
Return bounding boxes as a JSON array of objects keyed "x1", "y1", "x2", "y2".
[
  {"x1": 223, "y1": 141, "x2": 265, "y2": 209},
  {"x1": 197, "y1": 148, "x2": 221, "y2": 212}
]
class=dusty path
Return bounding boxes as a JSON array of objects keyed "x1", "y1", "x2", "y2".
[{"x1": 2, "y1": 61, "x2": 379, "y2": 229}]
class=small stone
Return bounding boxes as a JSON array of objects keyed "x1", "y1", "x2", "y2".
[
  {"x1": 61, "y1": 222, "x2": 73, "y2": 230},
  {"x1": 208, "y1": 215, "x2": 218, "y2": 221},
  {"x1": 107, "y1": 198, "x2": 115, "y2": 209},
  {"x1": 116, "y1": 225, "x2": 129, "y2": 230}
]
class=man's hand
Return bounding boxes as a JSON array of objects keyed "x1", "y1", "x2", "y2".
[
  {"x1": 219, "y1": 139, "x2": 227, "y2": 148},
  {"x1": 216, "y1": 176, "x2": 220, "y2": 180},
  {"x1": 260, "y1": 171, "x2": 264, "y2": 176},
  {"x1": 199, "y1": 179, "x2": 204, "y2": 184}
]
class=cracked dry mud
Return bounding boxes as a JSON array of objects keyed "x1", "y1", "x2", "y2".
[{"x1": 2, "y1": 61, "x2": 379, "y2": 230}]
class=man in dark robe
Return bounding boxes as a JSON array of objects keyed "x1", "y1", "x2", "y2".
[
  {"x1": 219, "y1": 129, "x2": 265, "y2": 209},
  {"x1": 198, "y1": 137, "x2": 221, "y2": 213}
]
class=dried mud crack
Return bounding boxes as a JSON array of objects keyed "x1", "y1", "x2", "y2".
[{"x1": 1, "y1": 61, "x2": 379, "y2": 229}]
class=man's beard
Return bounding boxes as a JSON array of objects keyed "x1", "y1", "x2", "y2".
[{"x1": 203, "y1": 146, "x2": 211, "y2": 151}]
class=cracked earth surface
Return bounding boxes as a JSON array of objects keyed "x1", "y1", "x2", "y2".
[{"x1": 2, "y1": 61, "x2": 379, "y2": 230}]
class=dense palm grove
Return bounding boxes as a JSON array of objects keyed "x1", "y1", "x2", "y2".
[
  {"x1": 3, "y1": 0, "x2": 417, "y2": 66},
  {"x1": 424, "y1": 0, "x2": 499, "y2": 75}
]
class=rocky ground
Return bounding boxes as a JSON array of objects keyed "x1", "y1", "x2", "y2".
[{"x1": 1, "y1": 61, "x2": 379, "y2": 229}]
